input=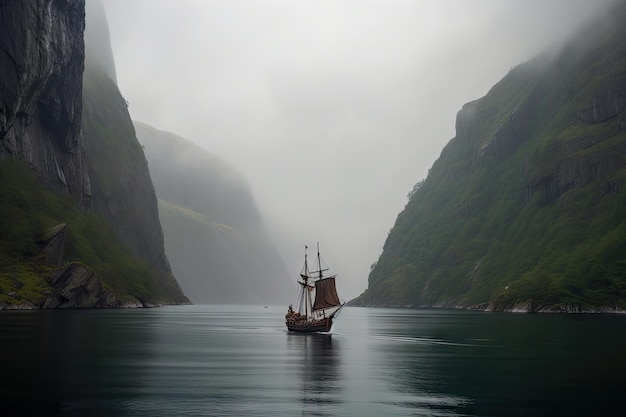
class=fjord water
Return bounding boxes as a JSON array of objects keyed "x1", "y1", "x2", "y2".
[{"x1": 2, "y1": 306, "x2": 625, "y2": 416}]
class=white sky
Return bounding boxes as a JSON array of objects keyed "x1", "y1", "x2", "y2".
[{"x1": 100, "y1": 0, "x2": 615, "y2": 301}]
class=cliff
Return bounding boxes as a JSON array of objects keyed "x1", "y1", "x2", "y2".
[
  {"x1": 135, "y1": 122, "x2": 295, "y2": 304},
  {"x1": 81, "y1": 71, "x2": 187, "y2": 305},
  {"x1": 352, "y1": 1, "x2": 626, "y2": 312},
  {"x1": 0, "y1": 0, "x2": 90, "y2": 207},
  {"x1": 0, "y1": 0, "x2": 188, "y2": 308}
]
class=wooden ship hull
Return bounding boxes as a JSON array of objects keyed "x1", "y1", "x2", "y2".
[
  {"x1": 285, "y1": 316, "x2": 334, "y2": 333},
  {"x1": 285, "y1": 244, "x2": 344, "y2": 334}
]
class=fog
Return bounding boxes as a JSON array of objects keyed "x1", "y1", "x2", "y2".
[{"x1": 101, "y1": 0, "x2": 615, "y2": 301}]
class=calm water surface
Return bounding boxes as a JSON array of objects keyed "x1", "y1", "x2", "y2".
[{"x1": 1, "y1": 305, "x2": 625, "y2": 416}]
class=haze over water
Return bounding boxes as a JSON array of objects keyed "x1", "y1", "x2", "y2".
[{"x1": 2, "y1": 305, "x2": 625, "y2": 416}]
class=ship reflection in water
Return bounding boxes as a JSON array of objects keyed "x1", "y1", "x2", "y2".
[{"x1": 288, "y1": 333, "x2": 341, "y2": 415}]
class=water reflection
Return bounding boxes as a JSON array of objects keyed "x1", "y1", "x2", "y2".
[
  {"x1": 366, "y1": 308, "x2": 626, "y2": 417},
  {"x1": 0, "y1": 310, "x2": 156, "y2": 416},
  {"x1": 287, "y1": 333, "x2": 342, "y2": 416},
  {"x1": 2, "y1": 305, "x2": 625, "y2": 416},
  {"x1": 348, "y1": 308, "x2": 470, "y2": 416}
]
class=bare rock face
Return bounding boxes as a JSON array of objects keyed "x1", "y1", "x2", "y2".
[
  {"x1": 0, "y1": 222, "x2": 150, "y2": 310},
  {"x1": 0, "y1": 0, "x2": 91, "y2": 207},
  {"x1": 42, "y1": 263, "x2": 121, "y2": 308},
  {"x1": 37, "y1": 224, "x2": 127, "y2": 308},
  {"x1": 40, "y1": 262, "x2": 144, "y2": 309},
  {"x1": 577, "y1": 76, "x2": 625, "y2": 125}
]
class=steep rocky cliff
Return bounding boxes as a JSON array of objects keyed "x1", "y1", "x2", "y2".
[
  {"x1": 0, "y1": 0, "x2": 90, "y2": 207},
  {"x1": 0, "y1": 0, "x2": 188, "y2": 308},
  {"x1": 79, "y1": 0, "x2": 187, "y2": 304},
  {"x1": 352, "y1": 1, "x2": 626, "y2": 312},
  {"x1": 81, "y1": 66, "x2": 187, "y2": 305}
]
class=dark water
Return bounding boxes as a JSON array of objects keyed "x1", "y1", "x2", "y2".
[{"x1": 1, "y1": 305, "x2": 625, "y2": 416}]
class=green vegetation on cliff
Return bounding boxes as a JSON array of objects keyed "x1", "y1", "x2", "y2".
[
  {"x1": 354, "y1": 4, "x2": 626, "y2": 311},
  {"x1": 0, "y1": 160, "x2": 156, "y2": 306}
]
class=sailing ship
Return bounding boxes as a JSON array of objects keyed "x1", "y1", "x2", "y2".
[{"x1": 285, "y1": 244, "x2": 345, "y2": 333}]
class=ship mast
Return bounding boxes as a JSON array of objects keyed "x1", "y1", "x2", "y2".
[
  {"x1": 298, "y1": 245, "x2": 314, "y2": 319},
  {"x1": 317, "y1": 242, "x2": 322, "y2": 279},
  {"x1": 313, "y1": 242, "x2": 328, "y2": 280},
  {"x1": 304, "y1": 246, "x2": 309, "y2": 318}
]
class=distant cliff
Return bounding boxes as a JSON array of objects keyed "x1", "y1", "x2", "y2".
[
  {"x1": 352, "y1": 1, "x2": 626, "y2": 312},
  {"x1": 0, "y1": 0, "x2": 188, "y2": 308},
  {"x1": 135, "y1": 122, "x2": 295, "y2": 304}
]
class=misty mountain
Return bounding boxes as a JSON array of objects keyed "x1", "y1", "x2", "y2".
[
  {"x1": 0, "y1": 0, "x2": 187, "y2": 308},
  {"x1": 352, "y1": 1, "x2": 626, "y2": 312},
  {"x1": 135, "y1": 122, "x2": 295, "y2": 304}
]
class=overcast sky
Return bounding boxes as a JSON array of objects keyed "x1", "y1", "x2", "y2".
[{"x1": 101, "y1": 0, "x2": 615, "y2": 301}]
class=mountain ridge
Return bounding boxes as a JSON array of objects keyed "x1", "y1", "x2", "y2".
[{"x1": 352, "y1": 0, "x2": 626, "y2": 312}]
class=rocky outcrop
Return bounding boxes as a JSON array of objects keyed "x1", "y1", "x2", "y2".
[
  {"x1": 486, "y1": 300, "x2": 625, "y2": 314},
  {"x1": 577, "y1": 75, "x2": 625, "y2": 124},
  {"x1": 0, "y1": 262, "x2": 144, "y2": 310},
  {"x1": 42, "y1": 263, "x2": 128, "y2": 308},
  {"x1": 0, "y1": 223, "x2": 146, "y2": 310},
  {"x1": 525, "y1": 152, "x2": 626, "y2": 202},
  {"x1": 0, "y1": 0, "x2": 91, "y2": 207},
  {"x1": 524, "y1": 116, "x2": 626, "y2": 203}
]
